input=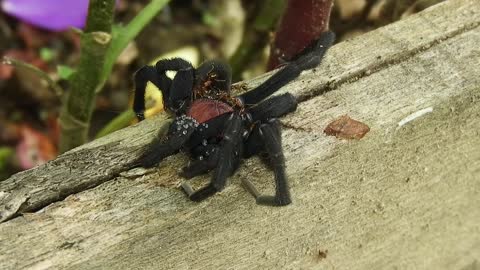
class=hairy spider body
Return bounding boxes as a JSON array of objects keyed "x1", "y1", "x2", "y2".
[
  {"x1": 187, "y1": 99, "x2": 234, "y2": 123},
  {"x1": 129, "y1": 31, "x2": 335, "y2": 206}
]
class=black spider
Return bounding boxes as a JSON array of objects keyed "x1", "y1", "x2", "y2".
[{"x1": 129, "y1": 31, "x2": 334, "y2": 206}]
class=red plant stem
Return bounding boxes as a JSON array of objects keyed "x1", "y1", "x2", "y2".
[{"x1": 267, "y1": 0, "x2": 333, "y2": 70}]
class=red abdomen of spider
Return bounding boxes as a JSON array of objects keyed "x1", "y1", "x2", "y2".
[{"x1": 187, "y1": 99, "x2": 234, "y2": 124}]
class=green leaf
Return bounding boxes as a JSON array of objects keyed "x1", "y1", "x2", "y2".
[
  {"x1": 98, "y1": 0, "x2": 171, "y2": 92},
  {"x1": 40, "y1": 47, "x2": 55, "y2": 62},
  {"x1": 57, "y1": 65, "x2": 76, "y2": 80},
  {"x1": 95, "y1": 109, "x2": 136, "y2": 138},
  {"x1": 0, "y1": 147, "x2": 14, "y2": 172},
  {"x1": 202, "y1": 11, "x2": 219, "y2": 27}
]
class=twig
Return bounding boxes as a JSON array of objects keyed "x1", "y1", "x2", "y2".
[{"x1": 1, "y1": 57, "x2": 63, "y2": 97}]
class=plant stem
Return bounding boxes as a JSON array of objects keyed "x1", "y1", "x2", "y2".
[
  {"x1": 266, "y1": 0, "x2": 333, "y2": 70},
  {"x1": 59, "y1": 0, "x2": 115, "y2": 153},
  {"x1": 99, "y1": 0, "x2": 172, "y2": 92},
  {"x1": 229, "y1": 0, "x2": 287, "y2": 81},
  {"x1": 95, "y1": 110, "x2": 136, "y2": 139}
]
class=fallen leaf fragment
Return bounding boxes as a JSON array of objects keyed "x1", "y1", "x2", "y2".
[{"x1": 324, "y1": 115, "x2": 370, "y2": 140}]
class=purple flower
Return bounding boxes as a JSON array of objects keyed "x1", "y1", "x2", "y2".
[{"x1": 1, "y1": 0, "x2": 89, "y2": 31}]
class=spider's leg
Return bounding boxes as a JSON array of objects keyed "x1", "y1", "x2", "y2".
[
  {"x1": 180, "y1": 145, "x2": 220, "y2": 179},
  {"x1": 182, "y1": 113, "x2": 243, "y2": 202},
  {"x1": 180, "y1": 113, "x2": 232, "y2": 179},
  {"x1": 181, "y1": 118, "x2": 245, "y2": 179},
  {"x1": 155, "y1": 58, "x2": 195, "y2": 114},
  {"x1": 242, "y1": 119, "x2": 292, "y2": 206},
  {"x1": 249, "y1": 93, "x2": 297, "y2": 123},
  {"x1": 166, "y1": 68, "x2": 195, "y2": 114},
  {"x1": 237, "y1": 31, "x2": 334, "y2": 106},
  {"x1": 133, "y1": 66, "x2": 170, "y2": 121},
  {"x1": 242, "y1": 93, "x2": 297, "y2": 158},
  {"x1": 290, "y1": 31, "x2": 335, "y2": 70},
  {"x1": 132, "y1": 115, "x2": 197, "y2": 168},
  {"x1": 133, "y1": 58, "x2": 193, "y2": 121}
]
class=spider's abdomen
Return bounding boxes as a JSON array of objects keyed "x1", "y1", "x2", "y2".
[{"x1": 187, "y1": 99, "x2": 233, "y2": 124}]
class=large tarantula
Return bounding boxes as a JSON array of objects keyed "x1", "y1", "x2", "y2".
[{"x1": 129, "y1": 31, "x2": 334, "y2": 206}]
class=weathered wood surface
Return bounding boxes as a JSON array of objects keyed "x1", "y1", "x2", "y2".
[{"x1": 1, "y1": 0, "x2": 480, "y2": 269}]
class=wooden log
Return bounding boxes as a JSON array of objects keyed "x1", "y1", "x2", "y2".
[{"x1": 1, "y1": 0, "x2": 480, "y2": 269}]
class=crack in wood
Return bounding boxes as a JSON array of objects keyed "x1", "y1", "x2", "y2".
[
  {"x1": 281, "y1": 121, "x2": 315, "y2": 133},
  {"x1": 297, "y1": 20, "x2": 480, "y2": 103}
]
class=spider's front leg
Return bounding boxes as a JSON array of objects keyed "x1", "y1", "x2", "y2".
[
  {"x1": 131, "y1": 115, "x2": 198, "y2": 168},
  {"x1": 178, "y1": 113, "x2": 231, "y2": 179},
  {"x1": 133, "y1": 65, "x2": 168, "y2": 121},
  {"x1": 182, "y1": 113, "x2": 243, "y2": 202},
  {"x1": 179, "y1": 145, "x2": 220, "y2": 179},
  {"x1": 133, "y1": 58, "x2": 195, "y2": 120},
  {"x1": 242, "y1": 119, "x2": 291, "y2": 206}
]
